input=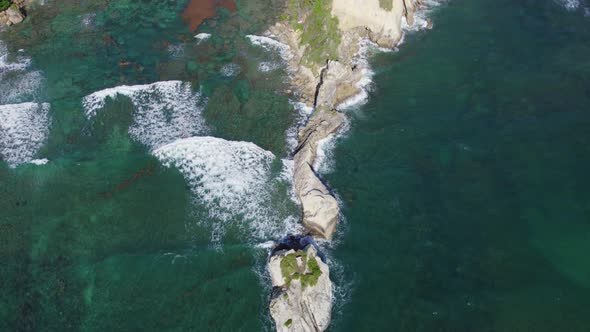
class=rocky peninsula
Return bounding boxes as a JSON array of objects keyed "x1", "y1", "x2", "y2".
[{"x1": 266, "y1": 0, "x2": 430, "y2": 331}]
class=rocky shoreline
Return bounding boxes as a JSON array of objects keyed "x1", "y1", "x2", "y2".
[
  {"x1": 265, "y1": 1, "x2": 432, "y2": 331},
  {"x1": 0, "y1": 0, "x2": 28, "y2": 26}
]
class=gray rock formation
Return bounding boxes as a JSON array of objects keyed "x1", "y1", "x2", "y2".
[
  {"x1": 294, "y1": 107, "x2": 345, "y2": 240},
  {"x1": 332, "y1": 0, "x2": 418, "y2": 47},
  {"x1": 315, "y1": 60, "x2": 363, "y2": 110},
  {"x1": 403, "y1": 0, "x2": 417, "y2": 26},
  {"x1": 269, "y1": 242, "x2": 332, "y2": 332},
  {"x1": 293, "y1": 58, "x2": 369, "y2": 239},
  {"x1": 265, "y1": 1, "x2": 432, "y2": 330},
  {"x1": 0, "y1": 1, "x2": 27, "y2": 26}
]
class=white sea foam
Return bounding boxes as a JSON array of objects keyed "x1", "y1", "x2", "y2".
[
  {"x1": 402, "y1": 0, "x2": 447, "y2": 32},
  {"x1": 0, "y1": 41, "x2": 44, "y2": 104},
  {"x1": 82, "y1": 81, "x2": 208, "y2": 150},
  {"x1": 167, "y1": 44, "x2": 185, "y2": 58},
  {"x1": 313, "y1": 134, "x2": 336, "y2": 173},
  {"x1": 194, "y1": 33, "x2": 211, "y2": 44},
  {"x1": 286, "y1": 101, "x2": 313, "y2": 151},
  {"x1": 246, "y1": 35, "x2": 293, "y2": 61},
  {"x1": 556, "y1": 0, "x2": 581, "y2": 10},
  {"x1": 220, "y1": 63, "x2": 241, "y2": 77},
  {"x1": 30, "y1": 158, "x2": 49, "y2": 165},
  {"x1": 0, "y1": 103, "x2": 51, "y2": 168},
  {"x1": 258, "y1": 61, "x2": 281, "y2": 73},
  {"x1": 0, "y1": 41, "x2": 30, "y2": 72},
  {"x1": 154, "y1": 136, "x2": 300, "y2": 243},
  {"x1": 81, "y1": 13, "x2": 96, "y2": 29},
  {"x1": 0, "y1": 71, "x2": 44, "y2": 105},
  {"x1": 336, "y1": 40, "x2": 379, "y2": 111}
]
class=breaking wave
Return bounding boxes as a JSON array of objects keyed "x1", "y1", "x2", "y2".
[
  {"x1": 82, "y1": 81, "x2": 208, "y2": 150},
  {"x1": 0, "y1": 41, "x2": 44, "y2": 104},
  {"x1": 246, "y1": 35, "x2": 293, "y2": 61},
  {"x1": 154, "y1": 136, "x2": 302, "y2": 244},
  {"x1": 0, "y1": 103, "x2": 51, "y2": 168},
  {"x1": 401, "y1": 0, "x2": 448, "y2": 31}
]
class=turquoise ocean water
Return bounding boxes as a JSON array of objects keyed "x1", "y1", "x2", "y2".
[{"x1": 0, "y1": 0, "x2": 589, "y2": 331}]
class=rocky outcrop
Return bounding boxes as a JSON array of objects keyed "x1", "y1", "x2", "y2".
[
  {"x1": 265, "y1": 1, "x2": 430, "y2": 330},
  {"x1": 294, "y1": 107, "x2": 345, "y2": 239},
  {"x1": 268, "y1": 23, "x2": 321, "y2": 105},
  {"x1": 403, "y1": 0, "x2": 417, "y2": 26},
  {"x1": 269, "y1": 236, "x2": 332, "y2": 332},
  {"x1": 0, "y1": 7, "x2": 24, "y2": 26},
  {"x1": 0, "y1": 0, "x2": 28, "y2": 27},
  {"x1": 331, "y1": 0, "x2": 418, "y2": 47},
  {"x1": 315, "y1": 60, "x2": 363, "y2": 110},
  {"x1": 268, "y1": 22, "x2": 366, "y2": 240}
]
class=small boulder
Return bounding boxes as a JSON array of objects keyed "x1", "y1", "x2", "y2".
[
  {"x1": 5, "y1": 6, "x2": 25, "y2": 25},
  {"x1": 269, "y1": 236, "x2": 332, "y2": 332}
]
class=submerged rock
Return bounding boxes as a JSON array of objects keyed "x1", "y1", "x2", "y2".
[{"x1": 269, "y1": 236, "x2": 332, "y2": 332}]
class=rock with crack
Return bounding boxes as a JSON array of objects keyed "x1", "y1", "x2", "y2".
[
  {"x1": 269, "y1": 237, "x2": 332, "y2": 332},
  {"x1": 294, "y1": 107, "x2": 345, "y2": 240},
  {"x1": 315, "y1": 60, "x2": 363, "y2": 110}
]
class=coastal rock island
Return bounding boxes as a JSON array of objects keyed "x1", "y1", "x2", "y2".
[
  {"x1": 269, "y1": 236, "x2": 332, "y2": 332},
  {"x1": 266, "y1": 0, "x2": 425, "y2": 330}
]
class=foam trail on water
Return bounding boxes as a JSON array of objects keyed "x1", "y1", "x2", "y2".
[
  {"x1": 82, "y1": 81, "x2": 207, "y2": 150},
  {"x1": 30, "y1": 158, "x2": 50, "y2": 165},
  {"x1": 154, "y1": 136, "x2": 301, "y2": 244},
  {"x1": 0, "y1": 41, "x2": 44, "y2": 104},
  {"x1": 220, "y1": 63, "x2": 241, "y2": 77},
  {"x1": 313, "y1": 134, "x2": 337, "y2": 174},
  {"x1": 336, "y1": 39, "x2": 382, "y2": 111},
  {"x1": 194, "y1": 33, "x2": 211, "y2": 44},
  {"x1": 258, "y1": 61, "x2": 281, "y2": 73},
  {"x1": 556, "y1": 0, "x2": 581, "y2": 10},
  {"x1": 402, "y1": 0, "x2": 448, "y2": 31},
  {"x1": 0, "y1": 103, "x2": 51, "y2": 168},
  {"x1": 246, "y1": 35, "x2": 293, "y2": 61}
]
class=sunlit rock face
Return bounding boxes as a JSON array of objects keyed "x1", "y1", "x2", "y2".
[
  {"x1": 331, "y1": 0, "x2": 414, "y2": 47},
  {"x1": 269, "y1": 236, "x2": 332, "y2": 332}
]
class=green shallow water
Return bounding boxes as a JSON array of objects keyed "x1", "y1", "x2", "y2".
[
  {"x1": 1, "y1": 0, "x2": 590, "y2": 331},
  {"x1": 1, "y1": 0, "x2": 294, "y2": 331}
]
